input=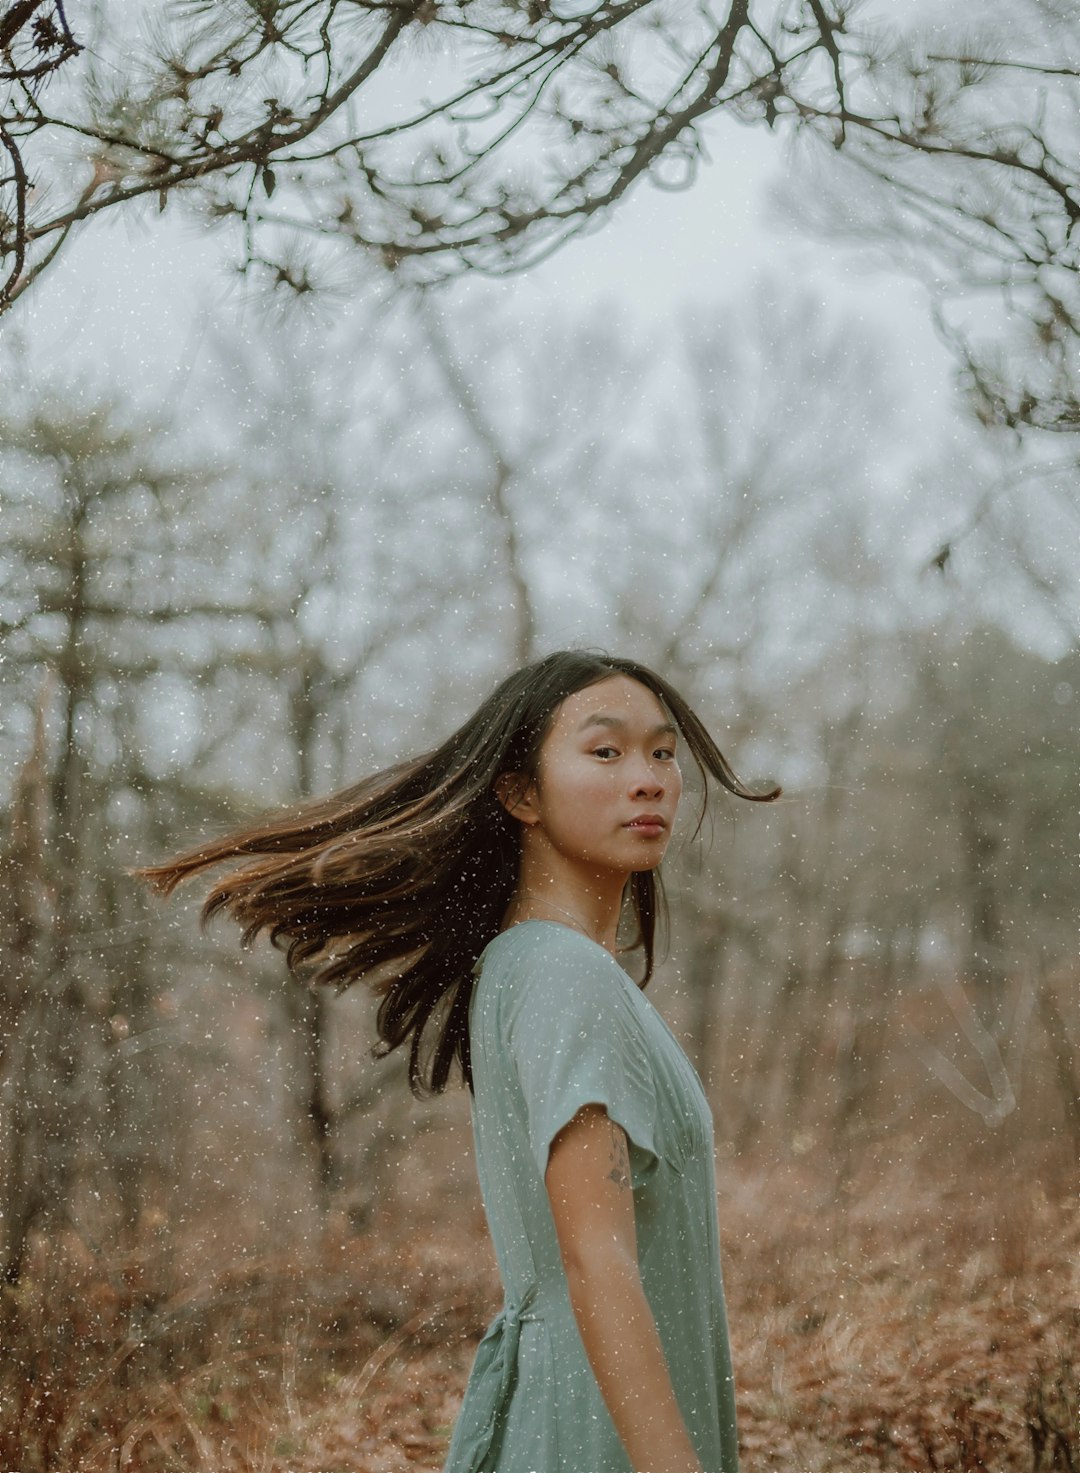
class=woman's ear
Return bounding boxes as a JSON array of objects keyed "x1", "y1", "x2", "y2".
[{"x1": 494, "y1": 772, "x2": 540, "y2": 825}]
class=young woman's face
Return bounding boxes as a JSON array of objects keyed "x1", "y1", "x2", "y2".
[{"x1": 516, "y1": 674, "x2": 683, "y2": 877}]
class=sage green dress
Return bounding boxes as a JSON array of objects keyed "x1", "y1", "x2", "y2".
[{"x1": 442, "y1": 920, "x2": 739, "y2": 1473}]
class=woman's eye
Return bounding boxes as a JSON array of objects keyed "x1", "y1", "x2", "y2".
[
  {"x1": 655, "y1": 748, "x2": 677, "y2": 761},
  {"x1": 592, "y1": 746, "x2": 619, "y2": 759}
]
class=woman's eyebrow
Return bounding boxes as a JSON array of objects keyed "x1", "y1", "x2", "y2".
[{"x1": 577, "y1": 713, "x2": 678, "y2": 738}]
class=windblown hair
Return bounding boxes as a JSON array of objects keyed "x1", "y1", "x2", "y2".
[{"x1": 136, "y1": 650, "x2": 780, "y2": 1096}]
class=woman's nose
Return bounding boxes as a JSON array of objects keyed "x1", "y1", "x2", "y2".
[{"x1": 629, "y1": 761, "x2": 664, "y2": 797}]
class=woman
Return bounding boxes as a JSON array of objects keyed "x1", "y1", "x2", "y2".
[{"x1": 139, "y1": 650, "x2": 780, "y2": 1473}]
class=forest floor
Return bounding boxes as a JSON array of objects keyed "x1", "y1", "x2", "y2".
[{"x1": 3, "y1": 1123, "x2": 1077, "y2": 1473}]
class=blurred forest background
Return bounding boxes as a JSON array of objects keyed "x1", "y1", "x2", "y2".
[{"x1": 1, "y1": 0, "x2": 1078, "y2": 1470}]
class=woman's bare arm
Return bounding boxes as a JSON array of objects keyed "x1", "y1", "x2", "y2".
[{"x1": 545, "y1": 1103, "x2": 706, "y2": 1473}]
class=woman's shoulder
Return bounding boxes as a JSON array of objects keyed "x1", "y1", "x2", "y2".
[{"x1": 473, "y1": 920, "x2": 633, "y2": 1017}]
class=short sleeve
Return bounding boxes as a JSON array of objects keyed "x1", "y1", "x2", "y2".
[{"x1": 504, "y1": 935, "x2": 660, "y2": 1180}]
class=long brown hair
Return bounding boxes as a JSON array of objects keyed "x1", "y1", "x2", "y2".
[{"x1": 136, "y1": 650, "x2": 780, "y2": 1095}]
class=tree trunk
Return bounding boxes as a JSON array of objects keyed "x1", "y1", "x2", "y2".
[{"x1": 285, "y1": 661, "x2": 338, "y2": 1215}]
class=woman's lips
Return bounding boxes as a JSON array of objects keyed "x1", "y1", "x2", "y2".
[{"x1": 624, "y1": 817, "x2": 666, "y2": 836}]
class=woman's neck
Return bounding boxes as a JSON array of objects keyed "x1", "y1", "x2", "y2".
[{"x1": 502, "y1": 854, "x2": 626, "y2": 954}]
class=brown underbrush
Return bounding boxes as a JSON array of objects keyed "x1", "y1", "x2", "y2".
[{"x1": 2, "y1": 1111, "x2": 1076, "y2": 1472}]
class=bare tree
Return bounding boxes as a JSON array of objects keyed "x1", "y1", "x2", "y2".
[
  {"x1": 420, "y1": 303, "x2": 538, "y2": 667},
  {"x1": 192, "y1": 316, "x2": 433, "y2": 1217},
  {"x1": 785, "y1": 1, "x2": 1080, "y2": 438},
  {"x1": 0, "y1": 0, "x2": 850, "y2": 308},
  {"x1": 0, "y1": 387, "x2": 230, "y2": 1280},
  {"x1": 3, "y1": 0, "x2": 1071, "y2": 331}
]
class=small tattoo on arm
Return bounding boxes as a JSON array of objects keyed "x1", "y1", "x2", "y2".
[{"x1": 606, "y1": 1121, "x2": 631, "y2": 1189}]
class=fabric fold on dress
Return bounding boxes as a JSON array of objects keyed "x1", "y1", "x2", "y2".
[{"x1": 443, "y1": 1283, "x2": 540, "y2": 1473}]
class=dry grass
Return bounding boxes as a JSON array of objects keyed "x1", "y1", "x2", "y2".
[
  {"x1": 724, "y1": 1164, "x2": 1078, "y2": 1472},
  {"x1": 2, "y1": 1116, "x2": 1075, "y2": 1473},
  {"x1": 4, "y1": 958, "x2": 1079, "y2": 1472}
]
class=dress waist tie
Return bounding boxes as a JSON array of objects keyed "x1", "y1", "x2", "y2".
[{"x1": 443, "y1": 1283, "x2": 543, "y2": 1473}]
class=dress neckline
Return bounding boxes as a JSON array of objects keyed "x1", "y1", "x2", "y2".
[{"x1": 471, "y1": 919, "x2": 630, "y2": 979}]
